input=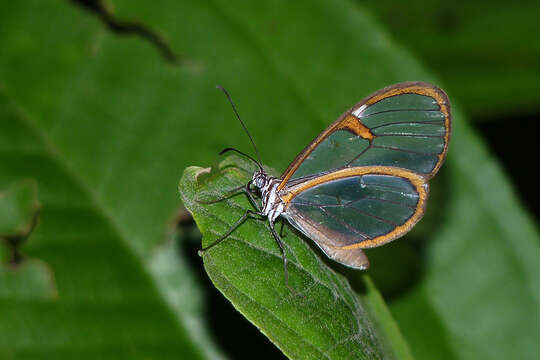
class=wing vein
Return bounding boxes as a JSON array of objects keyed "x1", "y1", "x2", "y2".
[
  {"x1": 372, "y1": 145, "x2": 440, "y2": 155},
  {"x1": 362, "y1": 182, "x2": 409, "y2": 191},
  {"x1": 320, "y1": 207, "x2": 371, "y2": 240},
  {"x1": 327, "y1": 196, "x2": 416, "y2": 209},
  {"x1": 361, "y1": 108, "x2": 441, "y2": 118},
  {"x1": 369, "y1": 120, "x2": 444, "y2": 130},
  {"x1": 323, "y1": 204, "x2": 400, "y2": 226},
  {"x1": 362, "y1": 196, "x2": 416, "y2": 209},
  {"x1": 376, "y1": 133, "x2": 444, "y2": 138},
  {"x1": 345, "y1": 144, "x2": 372, "y2": 167}
]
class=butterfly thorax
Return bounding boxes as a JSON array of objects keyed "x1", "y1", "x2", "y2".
[{"x1": 252, "y1": 171, "x2": 284, "y2": 222}]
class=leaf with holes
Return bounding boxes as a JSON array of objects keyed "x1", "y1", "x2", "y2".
[
  {"x1": 0, "y1": 179, "x2": 56, "y2": 300},
  {"x1": 0, "y1": 180, "x2": 40, "y2": 238},
  {"x1": 1, "y1": 0, "x2": 539, "y2": 359}
]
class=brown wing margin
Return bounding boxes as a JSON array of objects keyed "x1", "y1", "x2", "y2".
[
  {"x1": 278, "y1": 81, "x2": 452, "y2": 191},
  {"x1": 281, "y1": 166, "x2": 429, "y2": 249}
]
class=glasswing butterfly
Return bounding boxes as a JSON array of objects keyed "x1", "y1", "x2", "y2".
[{"x1": 201, "y1": 82, "x2": 451, "y2": 288}]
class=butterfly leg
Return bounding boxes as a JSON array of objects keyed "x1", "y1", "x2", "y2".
[
  {"x1": 196, "y1": 184, "x2": 247, "y2": 204},
  {"x1": 279, "y1": 220, "x2": 287, "y2": 238},
  {"x1": 198, "y1": 182, "x2": 262, "y2": 212},
  {"x1": 269, "y1": 221, "x2": 302, "y2": 295},
  {"x1": 200, "y1": 209, "x2": 264, "y2": 253},
  {"x1": 243, "y1": 186, "x2": 262, "y2": 212}
]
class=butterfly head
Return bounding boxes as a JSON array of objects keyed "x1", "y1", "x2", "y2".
[{"x1": 252, "y1": 171, "x2": 270, "y2": 190}]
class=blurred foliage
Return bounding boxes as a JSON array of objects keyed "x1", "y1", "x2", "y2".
[
  {"x1": 359, "y1": 0, "x2": 540, "y2": 119},
  {"x1": 0, "y1": 0, "x2": 538, "y2": 359}
]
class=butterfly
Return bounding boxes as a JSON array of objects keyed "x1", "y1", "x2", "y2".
[{"x1": 201, "y1": 82, "x2": 451, "y2": 288}]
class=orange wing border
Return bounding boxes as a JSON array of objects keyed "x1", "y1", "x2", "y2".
[
  {"x1": 280, "y1": 166, "x2": 429, "y2": 248},
  {"x1": 278, "y1": 81, "x2": 451, "y2": 191}
]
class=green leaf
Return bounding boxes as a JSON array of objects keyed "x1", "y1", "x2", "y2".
[
  {"x1": 1, "y1": 0, "x2": 538, "y2": 359},
  {"x1": 168, "y1": 2, "x2": 539, "y2": 359},
  {"x1": 149, "y1": 229, "x2": 226, "y2": 360},
  {"x1": 179, "y1": 155, "x2": 412, "y2": 360},
  {"x1": 0, "y1": 259, "x2": 57, "y2": 301},
  {"x1": 0, "y1": 91, "x2": 208, "y2": 359}
]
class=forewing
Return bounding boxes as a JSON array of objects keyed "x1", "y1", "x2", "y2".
[
  {"x1": 279, "y1": 82, "x2": 451, "y2": 190},
  {"x1": 281, "y1": 167, "x2": 428, "y2": 268}
]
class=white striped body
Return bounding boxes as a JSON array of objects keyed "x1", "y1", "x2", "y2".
[{"x1": 252, "y1": 172, "x2": 284, "y2": 223}]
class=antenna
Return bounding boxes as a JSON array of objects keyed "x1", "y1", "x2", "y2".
[
  {"x1": 216, "y1": 85, "x2": 263, "y2": 166},
  {"x1": 219, "y1": 147, "x2": 263, "y2": 172}
]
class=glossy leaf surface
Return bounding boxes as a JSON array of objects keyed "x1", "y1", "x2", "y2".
[{"x1": 180, "y1": 156, "x2": 412, "y2": 360}]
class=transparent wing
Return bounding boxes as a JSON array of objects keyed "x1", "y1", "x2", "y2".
[
  {"x1": 281, "y1": 167, "x2": 428, "y2": 268},
  {"x1": 279, "y1": 82, "x2": 451, "y2": 190}
]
